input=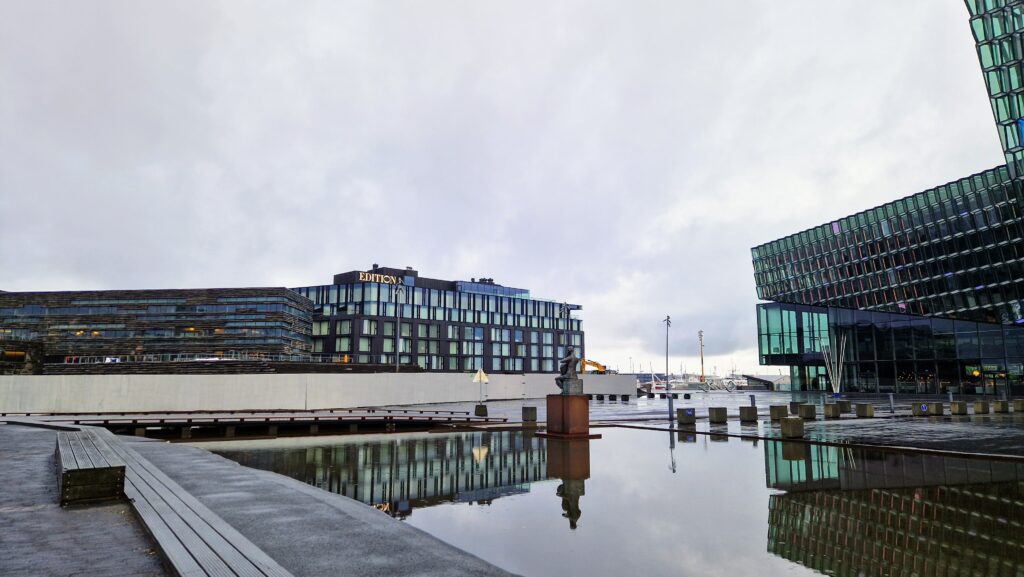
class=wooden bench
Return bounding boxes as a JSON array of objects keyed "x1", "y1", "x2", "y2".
[
  {"x1": 91, "y1": 428, "x2": 293, "y2": 577},
  {"x1": 55, "y1": 429, "x2": 126, "y2": 506}
]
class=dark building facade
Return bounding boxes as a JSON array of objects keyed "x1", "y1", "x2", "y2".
[
  {"x1": 0, "y1": 288, "x2": 313, "y2": 361},
  {"x1": 291, "y1": 266, "x2": 584, "y2": 373},
  {"x1": 751, "y1": 2, "x2": 1024, "y2": 394}
]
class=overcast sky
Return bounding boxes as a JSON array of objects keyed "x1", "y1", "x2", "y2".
[{"x1": 0, "y1": 1, "x2": 1007, "y2": 375}]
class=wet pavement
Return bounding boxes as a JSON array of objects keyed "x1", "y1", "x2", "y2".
[
  {"x1": 383, "y1": 392, "x2": 1024, "y2": 457},
  {"x1": 0, "y1": 424, "x2": 166, "y2": 577}
]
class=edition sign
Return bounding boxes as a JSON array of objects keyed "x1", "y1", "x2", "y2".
[{"x1": 359, "y1": 272, "x2": 400, "y2": 284}]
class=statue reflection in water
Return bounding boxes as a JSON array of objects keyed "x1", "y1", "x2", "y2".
[{"x1": 546, "y1": 438, "x2": 590, "y2": 530}]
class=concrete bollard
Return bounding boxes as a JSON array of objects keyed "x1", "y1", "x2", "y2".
[
  {"x1": 781, "y1": 441, "x2": 808, "y2": 461},
  {"x1": 647, "y1": 393, "x2": 655, "y2": 399},
  {"x1": 596, "y1": 394, "x2": 605, "y2": 401},
  {"x1": 180, "y1": 427, "x2": 192, "y2": 440},
  {"x1": 225, "y1": 425, "x2": 236, "y2": 438},
  {"x1": 659, "y1": 393, "x2": 666, "y2": 399},
  {"x1": 912, "y1": 403, "x2": 930, "y2": 417},
  {"x1": 780, "y1": 417, "x2": 804, "y2": 439},
  {"x1": 769, "y1": 405, "x2": 789, "y2": 421},
  {"x1": 789, "y1": 401, "x2": 802, "y2": 415},
  {"x1": 475, "y1": 404, "x2": 488, "y2": 417},
  {"x1": 310, "y1": 424, "x2": 319, "y2": 434},
  {"x1": 348, "y1": 424, "x2": 358, "y2": 433},
  {"x1": 823, "y1": 404, "x2": 842, "y2": 419},
  {"x1": 269, "y1": 424, "x2": 279, "y2": 436},
  {"x1": 739, "y1": 406, "x2": 758, "y2": 423},
  {"x1": 749, "y1": 394, "x2": 756, "y2": 407},
  {"x1": 677, "y1": 407, "x2": 696, "y2": 425},
  {"x1": 950, "y1": 401, "x2": 968, "y2": 415},
  {"x1": 134, "y1": 427, "x2": 147, "y2": 437},
  {"x1": 927, "y1": 402, "x2": 945, "y2": 416},
  {"x1": 837, "y1": 400, "x2": 852, "y2": 413},
  {"x1": 993, "y1": 400, "x2": 1009, "y2": 413},
  {"x1": 1013, "y1": 399, "x2": 1024, "y2": 412},
  {"x1": 672, "y1": 393, "x2": 679, "y2": 399},
  {"x1": 974, "y1": 401, "x2": 990, "y2": 414},
  {"x1": 608, "y1": 394, "x2": 617, "y2": 401},
  {"x1": 621, "y1": 395, "x2": 630, "y2": 401},
  {"x1": 683, "y1": 393, "x2": 691, "y2": 400},
  {"x1": 522, "y1": 406, "x2": 537, "y2": 423},
  {"x1": 797, "y1": 404, "x2": 817, "y2": 421},
  {"x1": 855, "y1": 403, "x2": 874, "y2": 418},
  {"x1": 708, "y1": 407, "x2": 728, "y2": 423}
]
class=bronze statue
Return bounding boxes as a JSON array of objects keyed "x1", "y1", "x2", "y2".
[
  {"x1": 555, "y1": 345, "x2": 581, "y2": 394},
  {"x1": 558, "y1": 346, "x2": 578, "y2": 379}
]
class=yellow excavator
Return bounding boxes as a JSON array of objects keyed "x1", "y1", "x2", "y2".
[{"x1": 580, "y1": 359, "x2": 608, "y2": 374}]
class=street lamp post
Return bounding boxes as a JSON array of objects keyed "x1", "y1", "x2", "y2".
[
  {"x1": 663, "y1": 315, "x2": 673, "y2": 421},
  {"x1": 394, "y1": 285, "x2": 406, "y2": 373}
]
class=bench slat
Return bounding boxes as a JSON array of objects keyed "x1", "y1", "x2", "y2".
[
  {"x1": 66, "y1": 431, "x2": 95, "y2": 469},
  {"x1": 55, "y1": 432, "x2": 77, "y2": 472},
  {"x1": 96, "y1": 429, "x2": 289, "y2": 577},
  {"x1": 77, "y1": 432, "x2": 108, "y2": 469}
]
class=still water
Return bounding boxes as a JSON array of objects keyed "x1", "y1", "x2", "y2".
[{"x1": 205, "y1": 427, "x2": 1024, "y2": 577}]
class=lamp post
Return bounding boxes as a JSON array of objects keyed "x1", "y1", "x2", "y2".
[
  {"x1": 394, "y1": 285, "x2": 406, "y2": 373},
  {"x1": 663, "y1": 315, "x2": 673, "y2": 421}
]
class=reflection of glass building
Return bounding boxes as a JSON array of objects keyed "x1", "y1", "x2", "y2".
[
  {"x1": 213, "y1": 431, "x2": 548, "y2": 518},
  {"x1": 752, "y1": 3, "x2": 1024, "y2": 393},
  {"x1": 291, "y1": 266, "x2": 583, "y2": 373},
  {"x1": 764, "y1": 440, "x2": 1024, "y2": 575}
]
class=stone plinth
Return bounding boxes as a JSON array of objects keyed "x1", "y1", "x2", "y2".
[
  {"x1": 780, "y1": 417, "x2": 804, "y2": 438},
  {"x1": 769, "y1": 405, "x2": 788, "y2": 421},
  {"x1": 557, "y1": 378, "x2": 583, "y2": 396},
  {"x1": 837, "y1": 400, "x2": 852, "y2": 413},
  {"x1": 823, "y1": 404, "x2": 842, "y2": 419},
  {"x1": 855, "y1": 403, "x2": 874, "y2": 418},
  {"x1": 950, "y1": 401, "x2": 968, "y2": 415},
  {"x1": 974, "y1": 401, "x2": 990, "y2": 414},
  {"x1": 545, "y1": 394, "x2": 590, "y2": 438},
  {"x1": 927, "y1": 402, "x2": 945, "y2": 416},
  {"x1": 708, "y1": 407, "x2": 728, "y2": 423},
  {"x1": 1013, "y1": 399, "x2": 1024, "y2": 412},
  {"x1": 797, "y1": 404, "x2": 816, "y2": 420},
  {"x1": 739, "y1": 406, "x2": 758, "y2": 423},
  {"x1": 522, "y1": 406, "x2": 537, "y2": 423},
  {"x1": 912, "y1": 403, "x2": 929, "y2": 416},
  {"x1": 993, "y1": 400, "x2": 1009, "y2": 413},
  {"x1": 676, "y1": 407, "x2": 696, "y2": 425}
]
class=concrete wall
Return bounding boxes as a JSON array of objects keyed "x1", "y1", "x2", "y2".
[{"x1": 0, "y1": 372, "x2": 635, "y2": 413}]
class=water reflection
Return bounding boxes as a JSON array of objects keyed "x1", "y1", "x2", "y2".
[
  {"x1": 547, "y1": 439, "x2": 590, "y2": 529},
  {"x1": 207, "y1": 429, "x2": 1024, "y2": 576},
  {"x1": 764, "y1": 440, "x2": 1024, "y2": 575},
  {"x1": 211, "y1": 430, "x2": 547, "y2": 518}
]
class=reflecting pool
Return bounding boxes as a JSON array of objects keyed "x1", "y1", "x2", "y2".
[{"x1": 203, "y1": 428, "x2": 1024, "y2": 577}]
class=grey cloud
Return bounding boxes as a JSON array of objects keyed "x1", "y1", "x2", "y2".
[{"x1": 0, "y1": 1, "x2": 1006, "y2": 374}]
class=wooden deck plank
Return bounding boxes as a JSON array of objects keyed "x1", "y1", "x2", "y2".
[
  {"x1": 117, "y1": 446, "x2": 243, "y2": 577},
  {"x1": 97, "y1": 429, "x2": 290, "y2": 577},
  {"x1": 126, "y1": 477, "x2": 208, "y2": 577},
  {"x1": 55, "y1": 432, "x2": 77, "y2": 472}
]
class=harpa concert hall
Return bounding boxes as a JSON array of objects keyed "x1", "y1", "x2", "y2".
[{"x1": 752, "y1": 1, "x2": 1024, "y2": 395}]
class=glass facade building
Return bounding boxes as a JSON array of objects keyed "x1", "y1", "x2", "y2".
[
  {"x1": 751, "y1": 2, "x2": 1024, "y2": 394},
  {"x1": 0, "y1": 288, "x2": 313, "y2": 361},
  {"x1": 291, "y1": 266, "x2": 584, "y2": 373}
]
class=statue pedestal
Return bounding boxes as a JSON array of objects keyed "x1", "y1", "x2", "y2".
[
  {"x1": 556, "y1": 377, "x2": 583, "y2": 395},
  {"x1": 540, "y1": 394, "x2": 600, "y2": 439}
]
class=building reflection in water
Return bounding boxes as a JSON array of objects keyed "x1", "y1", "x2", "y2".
[
  {"x1": 213, "y1": 430, "x2": 547, "y2": 518},
  {"x1": 764, "y1": 440, "x2": 1024, "y2": 575}
]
